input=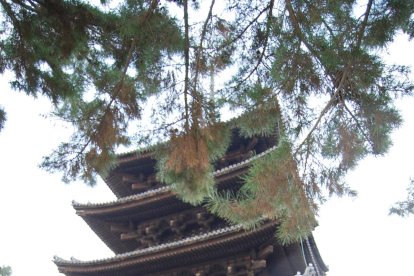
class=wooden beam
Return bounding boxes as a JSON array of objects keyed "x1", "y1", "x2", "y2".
[
  {"x1": 110, "y1": 225, "x2": 130, "y2": 233},
  {"x1": 132, "y1": 182, "x2": 149, "y2": 190},
  {"x1": 252, "y1": 260, "x2": 266, "y2": 271},
  {"x1": 123, "y1": 175, "x2": 142, "y2": 183},
  {"x1": 121, "y1": 232, "x2": 140, "y2": 240},
  {"x1": 258, "y1": 245, "x2": 273, "y2": 259},
  {"x1": 227, "y1": 265, "x2": 235, "y2": 274},
  {"x1": 224, "y1": 149, "x2": 242, "y2": 162},
  {"x1": 147, "y1": 174, "x2": 157, "y2": 185},
  {"x1": 240, "y1": 150, "x2": 253, "y2": 162},
  {"x1": 129, "y1": 174, "x2": 157, "y2": 189},
  {"x1": 197, "y1": 212, "x2": 207, "y2": 220},
  {"x1": 245, "y1": 138, "x2": 258, "y2": 152},
  {"x1": 146, "y1": 226, "x2": 155, "y2": 234}
]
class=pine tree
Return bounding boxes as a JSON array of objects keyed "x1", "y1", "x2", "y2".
[
  {"x1": 0, "y1": 105, "x2": 6, "y2": 132},
  {"x1": 390, "y1": 179, "x2": 414, "y2": 217},
  {"x1": 0, "y1": 0, "x2": 413, "y2": 243},
  {"x1": 0, "y1": 266, "x2": 12, "y2": 276}
]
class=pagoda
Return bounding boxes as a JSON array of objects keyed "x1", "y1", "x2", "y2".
[{"x1": 53, "y1": 130, "x2": 328, "y2": 276}]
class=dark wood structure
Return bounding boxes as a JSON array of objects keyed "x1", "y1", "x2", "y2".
[{"x1": 54, "y1": 132, "x2": 328, "y2": 276}]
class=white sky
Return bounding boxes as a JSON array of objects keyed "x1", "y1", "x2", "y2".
[{"x1": 0, "y1": 16, "x2": 414, "y2": 276}]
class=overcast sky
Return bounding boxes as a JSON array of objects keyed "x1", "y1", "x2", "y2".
[{"x1": 0, "y1": 17, "x2": 414, "y2": 276}]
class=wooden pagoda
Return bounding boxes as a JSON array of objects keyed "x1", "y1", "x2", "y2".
[{"x1": 53, "y1": 131, "x2": 328, "y2": 276}]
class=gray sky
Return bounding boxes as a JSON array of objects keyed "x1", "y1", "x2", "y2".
[
  {"x1": 313, "y1": 34, "x2": 414, "y2": 275},
  {"x1": 0, "y1": 27, "x2": 413, "y2": 276}
]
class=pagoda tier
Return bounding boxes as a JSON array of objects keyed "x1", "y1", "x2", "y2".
[
  {"x1": 103, "y1": 130, "x2": 278, "y2": 198},
  {"x1": 54, "y1": 221, "x2": 327, "y2": 276},
  {"x1": 55, "y1": 131, "x2": 328, "y2": 276}
]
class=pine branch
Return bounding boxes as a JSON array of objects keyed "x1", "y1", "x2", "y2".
[
  {"x1": 301, "y1": 0, "x2": 338, "y2": 43},
  {"x1": 10, "y1": 0, "x2": 37, "y2": 12},
  {"x1": 70, "y1": 0, "x2": 160, "y2": 162},
  {"x1": 0, "y1": 0, "x2": 23, "y2": 39},
  {"x1": 294, "y1": 0, "x2": 374, "y2": 155},
  {"x1": 354, "y1": 0, "x2": 374, "y2": 51},
  {"x1": 0, "y1": 55, "x2": 20, "y2": 61},
  {"x1": 285, "y1": 0, "x2": 349, "y2": 95},
  {"x1": 236, "y1": 0, "x2": 274, "y2": 88},
  {"x1": 140, "y1": 116, "x2": 186, "y2": 135},
  {"x1": 389, "y1": 179, "x2": 414, "y2": 217},
  {"x1": 295, "y1": 60, "x2": 353, "y2": 155},
  {"x1": 183, "y1": 0, "x2": 190, "y2": 130},
  {"x1": 216, "y1": 4, "x2": 270, "y2": 52},
  {"x1": 343, "y1": 102, "x2": 374, "y2": 149},
  {"x1": 193, "y1": 0, "x2": 215, "y2": 95},
  {"x1": 26, "y1": 0, "x2": 36, "y2": 8},
  {"x1": 319, "y1": 15, "x2": 337, "y2": 43},
  {"x1": 302, "y1": 138, "x2": 312, "y2": 177},
  {"x1": 285, "y1": 0, "x2": 323, "y2": 64}
]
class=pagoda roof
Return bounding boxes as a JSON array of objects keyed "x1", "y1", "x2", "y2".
[
  {"x1": 54, "y1": 224, "x2": 242, "y2": 266},
  {"x1": 53, "y1": 223, "x2": 276, "y2": 276},
  {"x1": 74, "y1": 144, "x2": 278, "y2": 209},
  {"x1": 104, "y1": 131, "x2": 278, "y2": 199},
  {"x1": 54, "y1": 221, "x2": 327, "y2": 276},
  {"x1": 72, "y1": 186, "x2": 170, "y2": 208}
]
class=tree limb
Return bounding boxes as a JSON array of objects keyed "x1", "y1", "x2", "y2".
[
  {"x1": 343, "y1": 102, "x2": 374, "y2": 148},
  {"x1": 193, "y1": 0, "x2": 215, "y2": 95},
  {"x1": 10, "y1": 0, "x2": 37, "y2": 12},
  {"x1": 183, "y1": 0, "x2": 190, "y2": 130},
  {"x1": 295, "y1": 60, "x2": 353, "y2": 155},
  {"x1": 285, "y1": 0, "x2": 323, "y2": 64},
  {"x1": 236, "y1": 0, "x2": 274, "y2": 88},
  {"x1": 0, "y1": 0, "x2": 23, "y2": 38},
  {"x1": 216, "y1": 4, "x2": 270, "y2": 52},
  {"x1": 354, "y1": 0, "x2": 374, "y2": 51}
]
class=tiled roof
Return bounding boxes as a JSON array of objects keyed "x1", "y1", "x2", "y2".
[
  {"x1": 53, "y1": 224, "x2": 242, "y2": 265},
  {"x1": 71, "y1": 186, "x2": 170, "y2": 207},
  {"x1": 72, "y1": 144, "x2": 279, "y2": 208}
]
